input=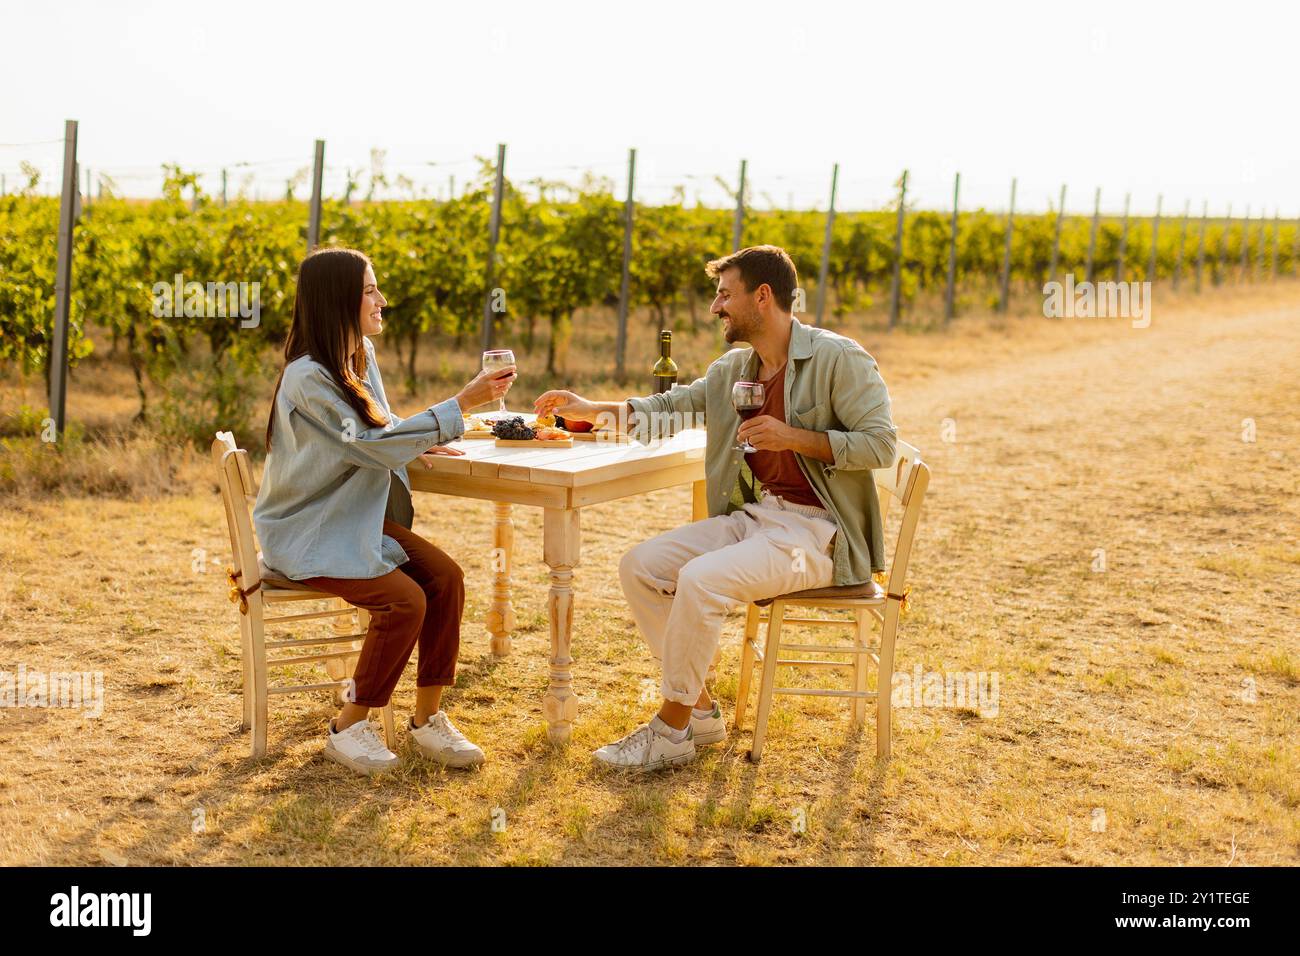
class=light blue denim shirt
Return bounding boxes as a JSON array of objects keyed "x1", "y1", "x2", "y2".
[{"x1": 253, "y1": 336, "x2": 464, "y2": 580}]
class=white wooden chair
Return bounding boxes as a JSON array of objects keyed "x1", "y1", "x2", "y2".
[
  {"x1": 735, "y1": 439, "x2": 929, "y2": 762},
  {"x1": 211, "y1": 432, "x2": 395, "y2": 758}
]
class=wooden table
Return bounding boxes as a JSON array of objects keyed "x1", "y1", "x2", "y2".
[{"x1": 406, "y1": 426, "x2": 708, "y2": 743}]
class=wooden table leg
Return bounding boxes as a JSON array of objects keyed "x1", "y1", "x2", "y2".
[
  {"x1": 326, "y1": 598, "x2": 362, "y2": 706},
  {"x1": 485, "y1": 500, "x2": 516, "y2": 657},
  {"x1": 541, "y1": 507, "x2": 580, "y2": 744}
]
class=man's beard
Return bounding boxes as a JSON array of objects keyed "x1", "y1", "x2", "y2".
[{"x1": 722, "y1": 311, "x2": 755, "y2": 344}]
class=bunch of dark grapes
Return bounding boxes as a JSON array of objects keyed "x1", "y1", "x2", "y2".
[{"x1": 491, "y1": 416, "x2": 537, "y2": 440}]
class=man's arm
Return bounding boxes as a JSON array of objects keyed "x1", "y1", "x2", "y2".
[
  {"x1": 736, "y1": 416, "x2": 834, "y2": 462},
  {"x1": 582, "y1": 400, "x2": 635, "y2": 433},
  {"x1": 823, "y1": 344, "x2": 897, "y2": 471},
  {"x1": 535, "y1": 372, "x2": 709, "y2": 439},
  {"x1": 625, "y1": 374, "x2": 708, "y2": 440},
  {"x1": 736, "y1": 344, "x2": 896, "y2": 471}
]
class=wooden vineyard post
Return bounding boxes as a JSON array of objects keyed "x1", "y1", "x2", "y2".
[
  {"x1": 1194, "y1": 201, "x2": 1207, "y2": 292},
  {"x1": 944, "y1": 171, "x2": 960, "y2": 324},
  {"x1": 1215, "y1": 203, "x2": 1232, "y2": 285},
  {"x1": 1294, "y1": 215, "x2": 1300, "y2": 276},
  {"x1": 1116, "y1": 192, "x2": 1131, "y2": 282},
  {"x1": 1048, "y1": 182, "x2": 1066, "y2": 288},
  {"x1": 1147, "y1": 194, "x2": 1162, "y2": 281},
  {"x1": 732, "y1": 159, "x2": 747, "y2": 251},
  {"x1": 888, "y1": 169, "x2": 907, "y2": 328},
  {"x1": 1173, "y1": 199, "x2": 1190, "y2": 290},
  {"x1": 1238, "y1": 204, "x2": 1251, "y2": 280},
  {"x1": 814, "y1": 163, "x2": 839, "y2": 326},
  {"x1": 1270, "y1": 210, "x2": 1279, "y2": 279},
  {"x1": 998, "y1": 176, "x2": 1017, "y2": 313},
  {"x1": 1085, "y1": 187, "x2": 1101, "y2": 284}
]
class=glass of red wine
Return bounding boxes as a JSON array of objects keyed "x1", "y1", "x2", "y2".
[
  {"x1": 732, "y1": 381, "x2": 765, "y2": 453},
  {"x1": 481, "y1": 349, "x2": 515, "y2": 414}
]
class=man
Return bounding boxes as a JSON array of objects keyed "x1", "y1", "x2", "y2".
[{"x1": 533, "y1": 245, "x2": 897, "y2": 771}]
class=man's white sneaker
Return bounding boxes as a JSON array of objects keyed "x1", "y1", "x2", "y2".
[
  {"x1": 410, "y1": 711, "x2": 485, "y2": 768},
  {"x1": 593, "y1": 722, "x2": 696, "y2": 772},
  {"x1": 691, "y1": 701, "x2": 727, "y2": 746},
  {"x1": 323, "y1": 719, "x2": 400, "y2": 776}
]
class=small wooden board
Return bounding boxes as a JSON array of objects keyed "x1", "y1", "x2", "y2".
[
  {"x1": 461, "y1": 431, "x2": 496, "y2": 439},
  {"x1": 495, "y1": 437, "x2": 574, "y2": 448},
  {"x1": 572, "y1": 431, "x2": 628, "y2": 443}
]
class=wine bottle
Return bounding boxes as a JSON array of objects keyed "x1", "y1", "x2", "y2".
[{"x1": 652, "y1": 330, "x2": 678, "y2": 393}]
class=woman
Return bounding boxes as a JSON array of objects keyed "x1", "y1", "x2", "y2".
[{"x1": 253, "y1": 247, "x2": 514, "y2": 776}]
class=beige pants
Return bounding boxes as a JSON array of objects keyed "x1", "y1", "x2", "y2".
[{"x1": 618, "y1": 494, "x2": 838, "y2": 705}]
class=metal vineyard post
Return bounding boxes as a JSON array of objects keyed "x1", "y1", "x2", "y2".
[
  {"x1": 615, "y1": 147, "x2": 637, "y2": 383},
  {"x1": 50, "y1": 119, "x2": 79, "y2": 442},
  {"x1": 814, "y1": 163, "x2": 838, "y2": 326}
]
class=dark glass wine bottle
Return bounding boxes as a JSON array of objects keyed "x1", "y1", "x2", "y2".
[{"x1": 652, "y1": 330, "x2": 678, "y2": 393}]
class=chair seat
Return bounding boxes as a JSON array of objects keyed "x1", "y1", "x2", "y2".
[
  {"x1": 257, "y1": 557, "x2": 317, "y2": 592},
  {"x1": 753, "y1": 579, "x2": 884, "y2": 607}
]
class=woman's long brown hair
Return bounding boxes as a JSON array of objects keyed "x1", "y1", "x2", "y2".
[{"x1": 264, "y1": 247, "x2": 390, "y2": 451}]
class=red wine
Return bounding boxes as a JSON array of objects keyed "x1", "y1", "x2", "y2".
[{"x1": 735, "y1": 404, "x2": 763, "y2": 421}]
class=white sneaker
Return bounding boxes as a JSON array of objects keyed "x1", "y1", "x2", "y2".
[
  {"x1": 593, "y1": 722, "x2": 696, "y2": 772},
  {"x1": 323, "y1": 719, "x2": 400, "y2": 776},
  {"x1": 691, "y1": 701, "x2": 727, "y2": 746},
  {"x1": 410, "y1": 711, "x2": 485, "y2": 768}
]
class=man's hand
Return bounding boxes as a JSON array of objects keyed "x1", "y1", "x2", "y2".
[
  {"x1": 534, "y1": 389, "x2": 600, "y2": 422},
  {"x1": 736, "y1": 415, "x2": 798, "y2": 452}
]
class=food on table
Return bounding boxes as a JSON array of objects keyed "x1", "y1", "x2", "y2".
[
  {"x1": 555, "y1": 414, "x2": 594, "y2": 433},
  {"x1": 463, "y1": 414, "x2": 494, "y2": 433},
  {"x1": 489, "y1": 415, "x2": 572, "y2": 443},
  {"x1": 491, "y1": 416, "x2": 539, "y2": 441},
  {"x1": 533, "y1": 425, "x2": 571, "y2": 441}
]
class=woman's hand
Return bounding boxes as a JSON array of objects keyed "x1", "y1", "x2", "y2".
[
  {"x1": 454, "y1": 365, "x2": 516, "y2": 413},
  {"x1": 533, "y1": 389, "x2": 599, "y2": 422},
  {"x1": 418, "y1": 446, "x2": 465, "y2": 467}
]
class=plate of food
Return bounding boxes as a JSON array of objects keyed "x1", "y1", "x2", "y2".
[
  {"x1": 461, "y1": 414, "x2": 497, "y2": 438},
  {"x1": 536, "y1": 413, "x2": 628, "y2": 443},
  {"x1": 491, "y1": 416, "x2": 573, "y2": 447}
]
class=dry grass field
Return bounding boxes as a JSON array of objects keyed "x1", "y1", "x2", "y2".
[{"x1": 1, "y1": 285, "x2": 1297, "y2": 866}]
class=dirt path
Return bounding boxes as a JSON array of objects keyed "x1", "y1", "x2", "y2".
[
  {"x1": 876, "y1": 301, "x2": 1300, "y2": 862},
  {"x1": 1, "y1": 292, "x2": 1296, "y2": 865}
]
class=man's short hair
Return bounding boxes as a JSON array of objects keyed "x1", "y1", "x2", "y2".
[{"x1": 705, "y1": 245, "x2": 798, "y2": 312}]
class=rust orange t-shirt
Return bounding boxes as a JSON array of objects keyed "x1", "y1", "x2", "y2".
[{"x1": 746, "y1": 361, "x2": 824, "y2": 509}]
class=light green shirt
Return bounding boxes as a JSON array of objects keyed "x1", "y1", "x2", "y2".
[{"x1": 627, "y1": 318, "x2": 897, "y2": 585}]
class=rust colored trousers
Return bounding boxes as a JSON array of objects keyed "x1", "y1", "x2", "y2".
[{"x1": 302, "y1": 521, "x2": 464, "y2": 708}]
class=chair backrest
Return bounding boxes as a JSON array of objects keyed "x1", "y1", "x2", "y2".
[
  {"x1": 211, "y1": 432, "x2": 261, "y2": 593},
  {"x1": 871, "y1": 439, "x2": 930, "y2": 599}
]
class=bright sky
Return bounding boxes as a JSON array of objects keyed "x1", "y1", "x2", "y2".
[{"x1": 2, "y1": 0, "x2": 1296, "y2": 217}]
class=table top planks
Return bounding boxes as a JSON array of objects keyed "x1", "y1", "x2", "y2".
[{"x1": 411, "y1": 426, "x2": 707, "y2": 489}]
